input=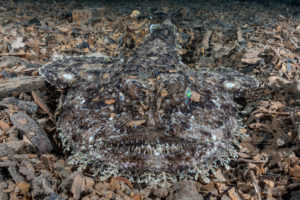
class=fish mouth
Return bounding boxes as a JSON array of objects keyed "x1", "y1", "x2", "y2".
[{"x1": 99, "y1": 132, "x2": 215, "y2": 173}]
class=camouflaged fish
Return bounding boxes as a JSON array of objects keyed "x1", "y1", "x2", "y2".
[{"x1": 39, "y1": 20, "x2": 258, "y2": 184}]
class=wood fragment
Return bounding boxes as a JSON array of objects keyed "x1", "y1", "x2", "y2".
[
  {"x1": 31, "y1": 90, "x2": 55, "y2": 123},
  {"x1": 236, "y1": 158, "x2": 268, "y2": 164},
  {"x1": 0, "y1": 76, "x2": 45, "y2": 98},
  {"x1": 0, "y1": 53, "x2": 26, "y2": 57}
]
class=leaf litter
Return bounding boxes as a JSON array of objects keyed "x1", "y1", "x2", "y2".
[{"x1": 0, "y1": 0, "x2": 299, "y2": 199}]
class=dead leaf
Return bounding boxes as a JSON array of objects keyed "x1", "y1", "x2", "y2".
[
  {"x1": 237, "y1": 152, "x2": 250, "y2": 158},
  {"x1": 214, "y1": 169, "x2": 226, "y2": 182},
  {"x1": 289, "y1": 163, "x2": 300, "y2": 178},
  {"x1": 295, "y1": 24, "x2": 300, "y2": 31},
  {"x1": 58, "y1": 27, "x2": 70, "y2": 33},
  {"x1": 2, "y1": 180, "x2": 15, "y2": 193},
  {"x1": 241, "y1": 57, "x2": 261, "y2": 64},
  {"x1": 114, "y1": 177, "x2": 133, "y2": 189},
  {"x1": 71, "y1": 173, "x2": 85, "y2": 200},
  {"x1": 110, "y1": 177, "x2": 121, "y2": 191},
  {"x1": 105, "y1": 99, "x2": 115, "y2": 105},
  {"x1": 103, "y1": 73, "x2": 110, "y2": 79},
  {"x1": 127, "y1": 120, "x2": 146, "y2": 127},
  {"x1": 263, "y1": 180, "x2": 274, "y2": 188},
  {"x1": 161, "y1": 89, "x2": 168, "y2": 97},
  {"x1": 190, "y1": 91, "x2": 201, "y2": 102},
  {"x1": 130, "y1": 10, "x2": 141, "y2": 19},
  {"x1": 23, "y1": 135, "x2": 33, "y2": 145},
  {"x1": 132, "y1": 194, "x2": 142, "y2": 200},
  {"x1": 16, "y1": 182, "x2": 30, "y2": 195},
  {"x1": 0, "y1": 120, "x2": 10, "y2": 132},
  {"x1": 32, "y1": 90, "x2": 55, "y2": 123},
  {"x1": 84, "y1": 176, "x2": 95, "y2": 192},
  {"x1": 110, "y1": 113, "x2": 116, "y2": 119},
  {"x1": 42, "y1": 178, "x2": 54, "y2": 193},
  {"x1": 281, "y1": 64, "x2": 287, "y2": 73},
  {"x1": 228, "y1": 187, "x2": 241, "y2": 200},
  {"x1": 179, "y1": 49, "x2": 187, "y2": 54}
]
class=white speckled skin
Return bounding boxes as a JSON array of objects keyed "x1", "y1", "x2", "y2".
[{"x1": 39, "y1": 20, "x2": 258, "y2": 183}]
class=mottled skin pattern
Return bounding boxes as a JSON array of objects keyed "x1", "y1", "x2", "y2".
[{"x1": 39, "y1": 20, "x2": 258, "y2": 183}]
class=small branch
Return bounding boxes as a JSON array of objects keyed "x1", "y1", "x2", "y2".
[
  {"x1": 235, "y1": 158, "x2": 268, "y2": 164},
  {"x1": 0, "y1": 76, "x2": 45, "y2": 98},
  {"x1": 250, "y1": 170, "x2": 262, "y2": 200}
]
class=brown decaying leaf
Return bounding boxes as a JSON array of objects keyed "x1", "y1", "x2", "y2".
[
  {"x1": 103, "y1": 73, "x2": 110, "y2": 79},
  {"x1": 127, "y1": 120, "x2": 146, "y2": 127},
  {"x1": 161, "y1": 88, "x2": 168, "y2": 97},
  {"x1": 0, "y1": 2, "x2": 297, "y2": 199},
  {"x1": 84, "y1": 176, "x2": 95, "y2": 193},
  {"x1": 31, "y1": 90, "x2": 55, "y2": 122},
  {"x1": 132, "y1": 193, "x2": 142, "y2": 200},
  {"x1": 289, "y1": 162, "x2": 300, "y2": 178},
  {"x1": 114, "y1": 177, "x2": 133, "y2": 189},
  {"x1": 227, "y1": 187, "x2": 241, "y2": 200},
  {"x1": 110, "y1": 177, "x2": 121, "y2": 191},
  {"x1": 105, "y1": 99, "x2": 115, "y2": 105},
  {"x1": 16, "y1": 182, "x2": 30, "y2": 195},
  {"x1": 0, "y1": 120, "x2": 10, "y2": 132},
  {"x1": 71, "y1": 173, "x2": 86, "y2": 200},
  {"x1": 190, "y1": 91, "x2": 201, "y2": 102}
]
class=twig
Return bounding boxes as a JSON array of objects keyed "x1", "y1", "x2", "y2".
[
  {"x1": 0, "y1": 76, "x2": 45, "y2": 98},
  {"x1": 235, "y1": 158, "x2": 268, "y2": 164},
  {"x1": 31, "y1": 90, "x2": 55, "y2": 123},
  {"x1": 250, "y1": 170, "x2": 262, "y2": 200}
]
